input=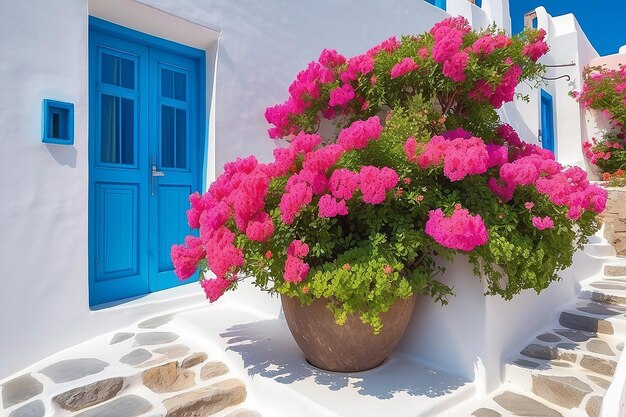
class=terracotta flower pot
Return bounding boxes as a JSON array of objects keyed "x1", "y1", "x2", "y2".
[{"x1": 280, "y1": 294, "x2": 416, "y2": 372}]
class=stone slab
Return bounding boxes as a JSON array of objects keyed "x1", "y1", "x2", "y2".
[
  {"x1": 471, "y1": 408, "x2": 501, "y2": 417},
  {"x1": 536, "y1": 333, "x2": 561, "y2": 343},
  {"x1": 53, "y1": 377, "x2": 124, "y2": 412},
  {"x1": 7, "y1": 400, "x2": 45, "y2": 417},
  {"x1": 589, "y1": 375, "x2": 611, "y2": 390},
  {"x1": 587, "y1": 339, "x2": 615, "y2": 356},
  {"x1": 163, "y1": 379, "x2": 246, "y2": 417},
  {"x1": 181, "y1": 352, "x2": 208, "y2": 369},
  {"x1": 559, "y1": 312, "x2": 614, "y2": 335},
  {"x1": 110, "y1": 333, "x2": 134, "y2": 345},
  {"x1": 39, "y1": 358, "x2": 109, "y2": 383},
  {"x1": 153, "y1": 344, "x2": 190, "y2": 359},
  {"x1": 554, "y1": 329, "x2": 596, "y2": 343},
  {"x1": 138, "y1": 314, "x2": 175, "y2": 329},
  {"x1": 133, "y1": 332, "x2": 179, "y2": 346},
  {"x1": 580, "y1": 355, "x2": 617, "y2": 376},
  {"x1": 75, "y1": 395, "x2": 152, "y2": 417},
  {"x1": 521, "y1": 344, "x2": 558, "y2": 360},
  {"x1": 120, "y1": 349, "x2": 152, "y2": 366},
  {"x1": 493, "y1": 391, "x2": 562, "y2": 417},
  {"x1": 200, "y1": 361, "x2": 230, "y2": 381},
  {"x1": 586, "y1": 395, "x2": 603, "y2": 417},
  {"x1": 605, "y1": 265, "x2": 626, "y2": 277},
  {"x1": 1, "y1": 374, "x2": 43, "y2": 409},
  {"x1": 532, "y1": 374, "x2": 592, "y2": 409},
  {"x1": 142, "y1": 362, "x2": 195, "y2": 394}
]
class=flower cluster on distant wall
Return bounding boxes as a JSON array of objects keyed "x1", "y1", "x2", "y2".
[
  {"x1": 173, "y1": 17, "x2": 604, "y2": 332},
  {"x1": 574, "y1": 64, "x2": 626, "y2": 181}
]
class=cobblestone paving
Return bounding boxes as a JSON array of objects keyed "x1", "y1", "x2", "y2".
[{"x1": 0, "y1": 312, "x2": 260, "y2": 417}]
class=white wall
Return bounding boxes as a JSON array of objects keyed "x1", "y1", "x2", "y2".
[
  {"x1": 397, "y1": 249, "x2": 605, "y2": 393},
  {"x1": 0, "y1": 0, "x2": 453, "y2": 380}
]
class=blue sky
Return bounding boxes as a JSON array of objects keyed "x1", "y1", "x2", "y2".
[{"x1": 509, "y1": 0, "x2": 626, "y2": 56}]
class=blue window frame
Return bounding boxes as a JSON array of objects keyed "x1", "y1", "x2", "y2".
[
  {"x1": 426, "y1": 0, "x2": 446, "y2": 10},
  {"x1": 540, "y1": 89, "x2": 555, "y2": 153},
  {"x1": 42, "y1": 99, "x2": 74, "y2": 145},
  {"x1": 88, "y1": 17, "x2": 206, "y2": 306}
]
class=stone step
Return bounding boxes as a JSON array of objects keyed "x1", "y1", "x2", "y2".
[
  {"x1": 584, "y1": 242, "x2": 617, "y2": 258},
  {"x1": 519, "y1": 342, "x2": 618, "y2": 378},
  {"x1": 504, "y1": 362, "x2": 607, "y2": 413},
  {"x1": 558, "y1": 301, "x2": 626, "y2": 335},
  {"x1": 580, "y1": 278, "x2": 626, "y2": 306},
  {"x1": 604, "y1": 265, "x2": 626, "y2": 277},
  {"x1": 519, "y1": 327, "x2": 621, "y2": 375}
]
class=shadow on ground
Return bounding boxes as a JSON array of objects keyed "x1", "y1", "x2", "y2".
[{"x1": 221, "y1": 318, "x2": 468, "y2": 400}]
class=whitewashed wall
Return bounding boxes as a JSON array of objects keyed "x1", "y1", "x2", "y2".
[
  {"x1": 398, "y1": 249, "x2": 606, "y2": 392},
  {"x1": 0, "y1": 0, "x2": 453, "y2": 380},
  {"x1": 504, "y1": 7, "x2": 600, "y2": 170}
]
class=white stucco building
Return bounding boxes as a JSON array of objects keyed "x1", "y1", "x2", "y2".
[{"x1": 0, "y1": 1, "x2": 625, "y2": 416}]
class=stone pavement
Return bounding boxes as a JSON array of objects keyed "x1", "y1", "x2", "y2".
[
  {"x1": 441, "y1": 263, "x2": 626, "y2": 417},
  {"x1": 0, "y1": 312, "x2": 261, "y2": 417}
]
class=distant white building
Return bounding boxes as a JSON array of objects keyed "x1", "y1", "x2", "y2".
[{"x1": 0, "y1": 0, "x2": 622, "y2": 388}]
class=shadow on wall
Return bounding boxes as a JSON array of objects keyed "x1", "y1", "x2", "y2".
[
  {"x1": 220, "y1": 318, "x2": 468, "y2": 400},
  {"x1": 45, "y1": 144, "x2": 77, "y2": 168}
]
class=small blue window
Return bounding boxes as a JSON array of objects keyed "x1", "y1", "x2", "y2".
[
  {"x1": 532, "y1": 17, "x2": 538, "y2": 28},
  {"x1": 474, "y1": 0, "x2": 482, "y2": 7},
  {"x1": 426, "y1": 0, "x2": 446, "y2": 10},
  {"x1": 42, "y1": 99, "x2": 74, "y2": 145}
]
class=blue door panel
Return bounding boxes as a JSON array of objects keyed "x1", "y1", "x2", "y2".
[
  {"x1": 95, "y1": 183, "x2": 139, "y2": 280},
  {"x1": 89, "y1": 18, "x2": 204, "y2": 306},
  {"x1": 155, "y1": 185, "x2": 194, "y2": 290}
]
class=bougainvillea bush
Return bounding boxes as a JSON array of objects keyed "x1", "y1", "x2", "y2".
[
  {"x1": 574, "y1": 64, "x2": 626, "y2": 175},
  {"x1": 172, "y1": 17, "x2": 606, "y2": 333},
  {"x1": 583, "y1": 133, "x2": 626, "y2": 174}
]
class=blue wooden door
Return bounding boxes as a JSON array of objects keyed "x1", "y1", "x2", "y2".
[
  {"x1": 540, "y1": 90, "x2": 555, "y2": 153},
  {"x1": 148, "y1": 49, "x2": 200, "y2": 292},
  {"x1": 89, "y1": 19, "x2": 203, "y2": 306}
]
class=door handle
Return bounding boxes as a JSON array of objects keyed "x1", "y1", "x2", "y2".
[{"x1": 152, "y1": 165, "x2": 165, "y2": 195}]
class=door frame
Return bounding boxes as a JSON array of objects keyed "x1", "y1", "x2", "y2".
[
  {"x1": 540, "y1": 89, "x2": 555, "y2": 153},
  {"x1": 88, "y1": 17, "x2": 207, "y2": 307}
]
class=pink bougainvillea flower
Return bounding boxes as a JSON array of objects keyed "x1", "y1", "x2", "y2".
[
  {"x1": 329, "y1": 168, "x2": 360, "y2": 200},
  {"x1": 279, "y1": 182, "x2": 313, "y2": 224},
  {"x1": 318, "y1": 48, "x2": 346, "y2": 68},
  {"x1": 171, "y1": 236, "x2": 205, "y2": 280},
  {"x1": 201, "y1": 277, "x2": 232, "y2": 302},
  {"x1": 284, "y1": 256, "x2": 310, "y2": 283},
  {"x1": 415, "y1": 136, "x2": 489, "y2": 181},
  {"x1": 425, "y1": 207, "x2": 488, "y2": 252},
  {"x1": 391, "y1": 57, "x2": 419, "y2": 79},
  {"x1": 329, "y1": 84, "x2": 356, "y2": 107},
  {"x1": 488, "y1": 177, "x2": 516, "y2": 201},
  {"x1": 359, "y1": 166, "x2": 399, "y2": 204},
  {"x1": 245, "y1": 211, "x2": 275, "y2": 242},
  {"x1": 302, "y1": 144, "x2": 344, "y2": 173},
  {"x1": 337, "y1": 116, "x2": 383, "y2": 151},
  {"x1": 532, "y1": 216, "x2": 555, "y2": 230},
  {"x1": 318, "y1": 194, "x2": 349, "y2": 218},
  {"x1": 287, "y1": 240, "x2": 309, "y2": 258}
]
